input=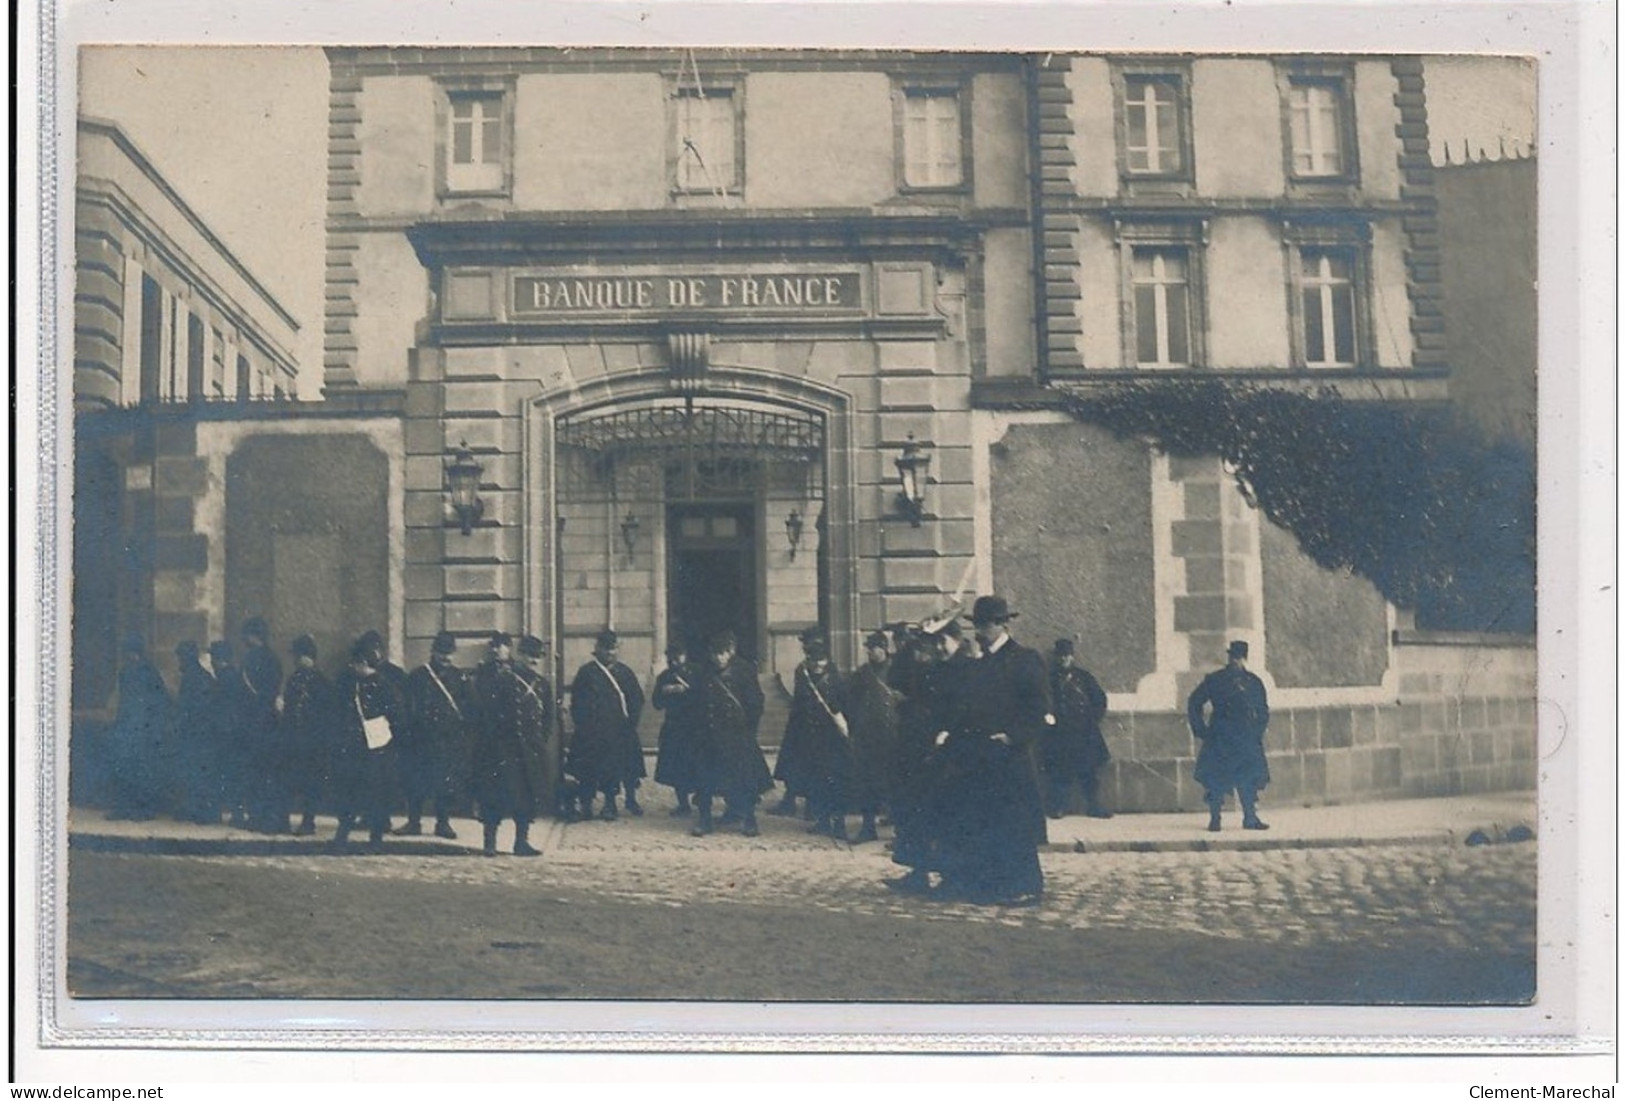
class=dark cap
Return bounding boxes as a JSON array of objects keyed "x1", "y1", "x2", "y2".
[
  {"x1": 970, "y1": 595, "x2": 1018, "y2": 626},
  {"x1": 488, "y1": 631, "x2": 513, "y2": 650},
  {"x1": 431, "y1": 631, "x2": 457, "y2": 656},
  {"x1": 350, "y1": 638, "x2": 377, "y2": 664},
  {"x1": 799, "y1": 626, "x2": 828, "y2": 655},
  {"x1": 291, "y1": 634, "x2": 318, "y2": 659},
  {"x1": 209, "y1": 640, "x2": 234, "y2": 663},
  {"x1": 241, "y1": 616, "x2": 269, "y2": 641},
  {"x1": 1053, "y1": 638, "x2": 1075, "y2": 656},
  {"x1": 665, "y1": 638, "x2": 687, "y2": 659},
  {"x1": 595, "y1": 629, "x2": 619, "y2": 651},
  {"x1": 1227, "y1": 639, "x2": 1250, "y2": 659},
  {"x1": 518, "y1": 635, "x2": 545, "y2": 659},
  {"x1": 708, "y1": 628, "x2": 737, "y2": 652},
  {"x1": 864, "y1": 631, "x2": 890, "y2": 650}
]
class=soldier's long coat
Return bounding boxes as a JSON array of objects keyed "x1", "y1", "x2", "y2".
[
  {"x1": 693, "y1": 656, "x2": 771, "y2": 806},
  {"x1": 652, "y1": 662, "x2": 704, "y2": 794},
  {"x1": 1186, "y1": 664, "x2": 1271, "y2": 795},
  {"x1": 568, "y1": 659, "x2": 645, "y2": 794},
  {"x1": 774, "y1": 661, "x2": 849, "y2": 811},
  {"x1": 845, "y1": 660, "x2": 900, "y2": 811},
  {"x1": 471, "y1": 659, "x2": 553, "y2": 822}
]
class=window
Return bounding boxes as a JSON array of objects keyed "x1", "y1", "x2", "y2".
[
  {"x1": 1282, "y1": 72, "x2": 1356, "y2": 182},
  {"x1": 236, "y1": 353, "x2": 251, "y2": 403},
  {"x1": 186, "y1": 313, "x2": 205, "y2": 400},
  {"x1": 1123, "y1": 76, "x2": 1183, "y2": 175},
  {"x1": 441, "y1": 86, "x2": 510, "y2": 196},
  {"x1": 1297, "y1": 248, "x2": 1359, "y2": 367},
  {"x1": 673, "y1": 86, "x2": 740, "y2": 194},
  {"x1": 1115, "y1": 219, "x2": 1207, "y2": 369},
  {"x1": 210, "y1": 328, "x2": 226, "y2": 398},
  {"x1": 138, "y1": 273, "x2": 162, "y2": 405},
  {"x1": 901, "y1": 90, "x2": 964, "y2": 189},
  {"x1": 1131, "y1": 249, "x2": 1192, "y2": 367}
]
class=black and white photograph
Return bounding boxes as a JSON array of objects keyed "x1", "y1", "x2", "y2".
[{"x1": 13, "y1": 0, "x2": 1614, "y2": 1083}]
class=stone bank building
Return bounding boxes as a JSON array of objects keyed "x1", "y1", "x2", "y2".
[{"x1": 72, "y1": 49, "x2": 1536, "y2": 811}]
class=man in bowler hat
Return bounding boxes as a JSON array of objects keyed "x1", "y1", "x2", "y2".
[
  {"x1": 932, "y1": 595, "x2": 1050, "y2": 906},
  {"x1": 1045, "y1": 638, "x2": 1111, "y2": 819},
  {"x1": 1187, "y1": 639, "x2": 1272, "y2": 832}
]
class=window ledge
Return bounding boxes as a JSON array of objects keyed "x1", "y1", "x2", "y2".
[{"x1": 1392, "y1": 628, "x2": 1535, "y2": 649}]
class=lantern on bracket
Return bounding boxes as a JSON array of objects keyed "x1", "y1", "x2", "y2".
[
  {"x1": 894, "y1": 433, "x2": 931, "y2": 527},
  {"x1": 444, "y1": 440, "x2": 485, "y2": 536},
  {"x1": 785, "y1": 508, "x2": 805, "y2": 560}
]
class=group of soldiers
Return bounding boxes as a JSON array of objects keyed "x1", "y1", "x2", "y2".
[{"x1": 100, "y1": 593, "x2": 1271, "y2": 903}]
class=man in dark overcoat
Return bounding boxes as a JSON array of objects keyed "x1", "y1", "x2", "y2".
[
  {"x1": 105, "y1": 634, "x2": 171, "y2": 821},
  {"x1": 209, "y1": 639, "x2": 252, "y2": 829},
  {"x1": 238, "y1": 617, "x2": 286, "y2": 833},
  {"x1": 652, "y1": 639, "x2": 704, "y2": 817},
  {"x1": 171, "y1": 640, "x2": 221, "y2": 824},
  {"x1": 330, "y1": 638, "x2": 405, "y2": 850},
  {"x1": 516, "y1": 635, "x2": 561, "y2": 821},
  {"x1": 932, "y1": 595, "x2": 1050, "y2": 907},
  {"x1": 1187, "y1": 639, "x2": 1272, "y2": 832},
  {"x1": 278, "y1": 634, "x2": 333, "y2": 836},
  {"x1": 470, "y1": 632, "x2": 549, "y2": 856},
  {"x1": 689, "y1": 629, "x2": 771, "y2": 838},
  {"x1": 396, "y1": 631, "x2": 470, "y2": 840},
  {"x1": 777, "y1": 628, "x2": 851, "y2": 839},
  {"x1": 568, "y1": 630, "x2": 646, "y2": 821},
  {"x1": 844, "y1": 630, "x2": 900, "y2": 844},
  {"x1": 1044, "y1": 638, "x2": 1112, "y2": 819}
]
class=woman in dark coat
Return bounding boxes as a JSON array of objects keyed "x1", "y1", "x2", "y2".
[
  {"x1": 208, "y1": 640, "x2": 252, "y2": 829},
  {"x1": 172, "y1": 640, "x2": 221, "y2": 824},
  {"x1": 470, "y1": 633, "x2": 550, "y2": 856},
  {"x1": 844, "y1": 631, "x2": 900, "y2": 844},
  {"x1": 689, "y1": 630, "x2": 771, "y2": 838},
  {"x1": 652, "y1": 640, "x2": 704, "y2": 816},
  {"x1": 330, "y1": 639, "x2": 404, "y2": 849},
  {"x1": 105, "y1": 634, "x2": 172, "y2": 820}
]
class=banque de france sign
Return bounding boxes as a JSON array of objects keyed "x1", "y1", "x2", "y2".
[{"x1": 513, "y1": 270, "x2": 863, "y2": 316}]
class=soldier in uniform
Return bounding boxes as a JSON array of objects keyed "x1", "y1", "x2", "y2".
[
  {"x1": 331, "y1": 637, "x2": 405, "y2": 850},
  {"x1": 1044, "y1": 638, "x2": 1112, "y2": 819},
  {"x1": 652, "y1": 639, "x2": 704, "y2": 817},
  {"x1": 778, "y1": 628, "x2": 851, "y2": 840},
  {"x1": 238, "y1": 616, "x2": 286, "y2": 833},
  {"x1": 1186, "y1": 639, "x2": 1272, "y2": 832},
  {"x1": 105, "y1": 634, "x2": 171, "y2": 821},
  {"x1": 516, "y1": 634, "x2": 560, "y2": 821},
  {"x1": 395, "y1": 631, "x2": 470, "y2": 840},
  {"x1": 689, "y1": 629, "x2": 770, "y2": 838},
  {"x1": 470, "y1": 632, "x2": 549, "y2": 856},
  {"x1": 568, "y1": 630, "x2": 646, "y2": 821},
  {"x1": 932, "y1": 595, "x2": 1050, "y2": 907},
  {"x1": 844, "y1": 630, "x2": 900, "y2": 844},
  {"x1": 279, "y1": 634, "x2": 334, "y2": 836}
]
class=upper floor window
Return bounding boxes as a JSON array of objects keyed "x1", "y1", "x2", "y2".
[
  {"x1": 1115, "y1": 218, "x2": 1207, "y2": 369},
  {"x1": 440, "y1": 84, "x2": 512, "y2": 197},
  {"x1": 1123, "y1": 76, "x2": 1186, "y2": 176},
  {"x1": 673, "y1": 85, "x2": 741, "y2": 195},
  {"x1": 1297, "y1": 248, "x2": 1359, "y2": 367},
  {"x1": 1281, "y1": 67, "x2": 1357, "y2": 183},
  {"x1": 1131, "y1": 249, "x2": 1193, "y2": 368},
  {"x1": 900, "y1": 89, "x2": 965, "y2": 190},
  {"x1": 210, "y1": 328, "x2": 226, "y2": 398}
]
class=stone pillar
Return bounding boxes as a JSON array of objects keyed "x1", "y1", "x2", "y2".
[{"x1": 1168, "y1": 454, "x2": 1264, "y2": 703}]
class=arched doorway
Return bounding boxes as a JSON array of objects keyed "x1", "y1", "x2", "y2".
[{"x1": 527, "y1": 369, "x2": 856, "y2": 717}]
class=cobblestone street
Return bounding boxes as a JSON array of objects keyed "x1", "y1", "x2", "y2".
[{"x1": 67, "y1": 808, "x2": 1536, "y2": 1004}]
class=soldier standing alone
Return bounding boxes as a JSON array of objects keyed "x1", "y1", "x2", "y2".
[
  {"x1": 568, "y1": 630, "x2": 646, "y2": 821},
  {"x1": 1186, "y1": 639, "x2": 1272, "y2": 832},
  {"x1": 1044, "y1": 638, "x2": 1111, "y2": 819}
]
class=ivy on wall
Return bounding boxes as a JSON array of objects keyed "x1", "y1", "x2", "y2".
[{"x1": 1060, "y1": 381, "x2": 1536, "y2": 635}]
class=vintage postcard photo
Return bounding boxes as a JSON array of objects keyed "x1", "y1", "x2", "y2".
[{"x1": 15, "y1": 0, "x2": 1613, "y2": 1072}]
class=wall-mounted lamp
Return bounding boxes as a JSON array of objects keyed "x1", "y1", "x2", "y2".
[
  {"x1": 785, "y1": 508, "x2": 804, "y2": 560},
  {"x1": 894, "y1": 433, "x2": 931, "y2": 527},
  {"x1": 444, "y1": 440, "x2": 485, "y2": 536},
  {"x1": 620, "y1": 512, "x2": 642, "y2": 559}
]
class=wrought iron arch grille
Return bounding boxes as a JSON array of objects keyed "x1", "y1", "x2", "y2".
[{"x1": 556, "y1": 400, "x2": 826, "y2": 504}]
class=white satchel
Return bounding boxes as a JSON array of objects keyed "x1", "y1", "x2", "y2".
[{"x1": 356, "y1": 686, "x2": 392, "y2": 750}]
